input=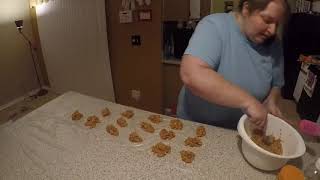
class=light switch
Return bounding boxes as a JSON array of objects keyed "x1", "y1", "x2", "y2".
[{"x1": 131, "y1": 35, "x2": 141, "y2": 46}]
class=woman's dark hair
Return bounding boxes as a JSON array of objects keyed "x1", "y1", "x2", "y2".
[
  {"x1": 238, "y1": 0, "x2": 291, "y2": 25},
  {"x1": 238, "y1": 0, "x2": 290, "y2": 16}
]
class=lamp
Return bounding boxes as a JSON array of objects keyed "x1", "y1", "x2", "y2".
[{"x1": 15, "y1": 20, "x2": 48, "y2": 97}]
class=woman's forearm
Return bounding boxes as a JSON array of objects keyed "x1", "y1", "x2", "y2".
[{"x1": 180, "y1": 55, "x2": 257, "y2": 110}]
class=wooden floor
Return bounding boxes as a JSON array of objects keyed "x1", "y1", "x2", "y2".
[{"x1": 0, "y1": 91, "x2": 59, "y2": 125}]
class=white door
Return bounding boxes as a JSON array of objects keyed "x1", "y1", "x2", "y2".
[{"x1": 36, "y1": 0, "x2": 115, "y2": 101}]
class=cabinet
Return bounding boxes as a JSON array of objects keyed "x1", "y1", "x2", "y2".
[
  {"x1": 201, "y1": 0, "x2": 212, "y2": 17},
  {"x1": 163, "y1": 0, "x2": 190, "y2": 21},
  {"x1": 162, "y1": 0, "x2": 211, "y2": 21}
]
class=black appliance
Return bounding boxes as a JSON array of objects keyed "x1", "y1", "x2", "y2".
[
  {"x1": 282, "y1": 13, "x2": 320, "y2": 99},
  {"x1": 163, "y1": 21, "x2": 195, "y2": 60},
  {"x1": 297, "y1": 65, "x2": 320, "y2": 122}
]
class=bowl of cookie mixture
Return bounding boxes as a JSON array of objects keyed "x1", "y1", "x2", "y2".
[{"x1": 237, "y1": 114, "x2": 306, "y2": 171}]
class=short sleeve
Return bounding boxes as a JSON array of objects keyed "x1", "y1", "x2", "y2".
[
  {"x1": 184, "y1": 17, "x2": 222, "y2": 70},
  {"x1": 271, "y1": 42, "x2": 285, "y2": 88}
]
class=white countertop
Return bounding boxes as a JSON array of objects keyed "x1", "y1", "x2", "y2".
[{"x1": 0, "y1": 91, "x2": 318, "y2": 179}]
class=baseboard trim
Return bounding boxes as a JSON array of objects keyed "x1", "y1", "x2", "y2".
[{"x1": 0, "y1": 86, "x2": 51, "y2": 111}]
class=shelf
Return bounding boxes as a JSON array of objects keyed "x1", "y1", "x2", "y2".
[{"x1": 162, "y1": 59, "x2": 181, "y2": 65}]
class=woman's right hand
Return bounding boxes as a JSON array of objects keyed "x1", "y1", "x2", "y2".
[{"x1": 243, "y1": 99, "x2": 268, "y2": 129}]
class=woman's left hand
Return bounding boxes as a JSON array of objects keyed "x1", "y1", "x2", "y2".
[
  {"x1": 263, "y1": 87, "x2": 283, "y2": 118},
  {"x1": 263, "y1": 97, "x2": 283, "y2": 118}
]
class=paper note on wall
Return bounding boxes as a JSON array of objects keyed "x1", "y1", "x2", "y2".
[{"x1": 119, "y1": 10, "x2": 133, "y2": 23}]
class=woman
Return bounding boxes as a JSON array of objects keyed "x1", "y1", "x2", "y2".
[{"x1": 177, "y1": 0, "x2": 289, "y2": 129}]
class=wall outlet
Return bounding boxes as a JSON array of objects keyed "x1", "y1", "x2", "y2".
[
  {"x1": 131, "y1": 90, "x2": 141, "y2": 101},
  {"x1": 164, "y1": 108, "x2": 172, "y2": 116}
]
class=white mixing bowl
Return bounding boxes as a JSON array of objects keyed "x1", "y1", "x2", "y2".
[{"x1": 237, "y1": 114, "x2": 306, "y2": 171}]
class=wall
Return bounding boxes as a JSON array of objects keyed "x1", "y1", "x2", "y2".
[
  {"x1": 163, "y1": 0, "x2": 190, "y2": 21},
  {"x1": 36, "y1": 0, "x2": 115, "y2": 101},
  {"x1": 288, "y1": 0, "x2": 296, "y2": 11},
  {"x1": 0, "y1": 0, "x2": 39, "y2": 106},
  {"x1": 107, "y1": 0, "x2": 163, "y2": 113},
  {"x1": 30, "y1": 7, "x2": 50, "y2": 87},
  {"x1": 211, "y1": 0, "x2": 225, "y2": 13},
  {"x1": 211, "y1": 0, "x2": 240, "y2": 13}
]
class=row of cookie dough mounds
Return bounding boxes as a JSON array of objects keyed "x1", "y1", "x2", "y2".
[
  {"x1": 104, "y1": 113, "x2": 207, "y2": 164},
  {"x1": 179, "y1": 126, "x2": 206, "y2": 163},
  {"x1": 150, "y1": 140, "x2": 197, "y2": 164},
  {"x1": 72, "y1": 109, "x2": 206, "y2": 164},
  {"x1": 71, "y1": 108, "x2": 131, "y2": 129},
  {"x1": 106, "y1": 114, "x2": 160, "y2": 144},
  {"x1": 72, "y1": 107, "x2": 112, "y2": 121},
  {"x1": 71, "y1": 108, "x2": 107, "y2": 129},
  {"x1": 151, "y1": 119, "x2": 207, "y2": 164}
]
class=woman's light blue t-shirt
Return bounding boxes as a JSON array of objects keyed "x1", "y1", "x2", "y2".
[{"x1": 177, "y1": 13, "x2": 284, "y2": 129}]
